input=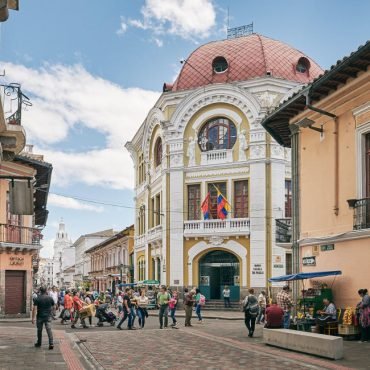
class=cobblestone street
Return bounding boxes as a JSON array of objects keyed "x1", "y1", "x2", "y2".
[{"x1": 1, "y1": 315, "x2": 369, "y2": 370}]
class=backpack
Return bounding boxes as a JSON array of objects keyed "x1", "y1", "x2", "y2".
[
  {"x1": 199, "y1": 294, "x2": 206, "y2": 306},
  {"x1": 244, "y1": 295, "x2": 259, "y2": 317}
]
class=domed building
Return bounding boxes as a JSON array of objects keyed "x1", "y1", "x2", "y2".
[{"x1": 126, "y1": 33, "x2": 323, "y2": 300}]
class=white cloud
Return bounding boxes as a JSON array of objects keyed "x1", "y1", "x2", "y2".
[
  {"x1": 2, "y1": 62, "x2": 160, "y2": 190},
  {"x1": 153, "y1": 38, "x2": 164, "y2": 47},
  {"x1": 128, "y1": 0, "x2": 217, "y2": 42},
  {"x1": 48, "y1": 194, "x2": 104, "y2": 212},
  {"x1": 116, "y1": 17, "x2": 128, "y2": 35}
]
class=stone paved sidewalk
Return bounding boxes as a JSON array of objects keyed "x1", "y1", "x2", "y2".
[{"x1": 0, "y1": 326, "x2": 87, "y2": 370}]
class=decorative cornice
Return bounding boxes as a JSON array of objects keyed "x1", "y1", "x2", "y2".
[{"x1": 185, "y1": 165, "x2": 249, "y2": 179}]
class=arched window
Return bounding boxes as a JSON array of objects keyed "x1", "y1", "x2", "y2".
[
  {"x1": 198, "y1": 117, "x2": 237, "y2": 152},
  {"x1": 154, "y1": 137, "x2": 162, "y2": 167},
  {"x1": 296, "y1": 57, "x2": 310, "y2": 74}
]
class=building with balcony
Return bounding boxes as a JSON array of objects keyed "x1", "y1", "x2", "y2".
[
  {"x1": 262, "y1": 41, "x2": 370, "y2": 307},
  {"x1": 87, "y1": 225, "x2": 134, "y2": 293},
  {"x1": 0, "y1": 144, "x2": 52, "y2": 317},
  {"x1": 73, "y1": 229, "x2": 115, "y2": 289},
  {"x1": 126, "y1": 33, "x2": 323, "y2": 300}
]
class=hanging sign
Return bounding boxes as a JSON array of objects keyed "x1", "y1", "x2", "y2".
[{"x1": 302, "y1": 256, "x2": 316, "y2": 266}]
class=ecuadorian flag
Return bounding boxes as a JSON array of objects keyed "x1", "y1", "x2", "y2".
[
  {"x1": 201, "y1": 192, "x2": 211, "y2": 220},
  {"x1": 217, "y1": 190, "x2": 231, "y2": 220}
]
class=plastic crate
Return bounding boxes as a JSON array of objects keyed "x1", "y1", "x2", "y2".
[{"x1": 338, "y1": 324, "x2": 359, "y2": 335}]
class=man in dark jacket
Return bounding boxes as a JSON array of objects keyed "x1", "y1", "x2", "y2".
[{"x1": 32, "y1": 286, "x2": 55, "y2": 350}]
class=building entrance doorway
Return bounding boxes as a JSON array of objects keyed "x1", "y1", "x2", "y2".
[{"x1": 199, "y1": 250, "x2": 240, "y2": 301}]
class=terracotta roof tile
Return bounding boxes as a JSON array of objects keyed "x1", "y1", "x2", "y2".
[{"x1": 171, "y1": 34, "x2": 323, "y2": 91}]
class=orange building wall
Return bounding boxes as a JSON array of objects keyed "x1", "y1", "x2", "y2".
[
  {"x1": 299, "y1": 73, "x2": 370, "y2": 238},
  {"x1": 301, "y1": 238, "x2": 369, "y2": 308}
]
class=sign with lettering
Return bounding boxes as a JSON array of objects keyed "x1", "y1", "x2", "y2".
[
  {"x1": 252, "y1": 263, "x2": 264, "y2": 275},
  {"x1": 9, "y1": 256, "x2": 24, "y2": 266},
  {"x1": 321, "y1": 244, "x2": 335, "y2": 252},
  {"x1": 302, "y1": 256, "x2": 316, "y2": 266},
  {"x1": 273, "y1": 264, "x2": 284, "y2": 269}
]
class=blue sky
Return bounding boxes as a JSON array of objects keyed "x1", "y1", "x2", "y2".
[{"x1": 1, "y1": 0, "x2": 369, "y2": 257}]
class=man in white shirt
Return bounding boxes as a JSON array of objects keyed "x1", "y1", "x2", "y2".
[
  {"x1": 49, "y1": 286, "x2": 58, "y2": 319},
  {"x1": 256, "y1": 290, "x2": 267, "y2": 324},
  {"x1": 223, "y1": 286, "x2": 231, "y2": 308}
]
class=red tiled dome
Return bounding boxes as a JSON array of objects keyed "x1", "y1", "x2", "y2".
[{"x1": 171, "y1": 34, "x2": 323, "y2": 91}]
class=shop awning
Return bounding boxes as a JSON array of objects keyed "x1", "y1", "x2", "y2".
[{"x1": 268, "y1": 270, "x2": 342, "y2": 282}]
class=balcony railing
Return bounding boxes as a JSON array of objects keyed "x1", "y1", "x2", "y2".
[
  {"x1": 147, "y1": 225, "x2": 162, "y2": 242},
  {"x1": 184, "y1": 218, "x2": 250, "y2": 237},
  {"x1": 0, "y1": 224, "x2": 42, "y2": 246},
  {"x1": 353, "y1": 198, "x2": 370, "y2": 230},
  {"x1": 200, "y1": 149, "x2": 233, "y2": 166},
  {"x1": 276, "y1": 218, "x2": 292, "y2": 244}
]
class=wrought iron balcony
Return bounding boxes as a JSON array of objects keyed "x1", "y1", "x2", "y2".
[
  {"x1": 0, "y1": 223, "x2": 42, "y2": 246},
  {"x1": 276, "y1": 218, "x2": 292, "y2": 244},
  {"x1": 353, "y1": 198, "x2": 370, "y2": 230}
]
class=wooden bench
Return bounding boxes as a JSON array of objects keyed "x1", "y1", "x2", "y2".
[{"x1": 263, "y1": 328, "x2": 343, "y2": 360}]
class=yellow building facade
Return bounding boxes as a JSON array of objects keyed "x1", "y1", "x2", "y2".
[{"x1": 126, "y1": 33, "x2": 323, "y2": 300}]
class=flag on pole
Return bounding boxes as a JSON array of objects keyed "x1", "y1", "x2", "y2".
[
  {"x1": 201, "y1": 191, "x2": 211, "y2": 220},
  {"x1": 217, "y1": 189, "x2": 231, "y2": 220}
]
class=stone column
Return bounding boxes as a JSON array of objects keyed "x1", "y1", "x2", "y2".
[{"x1": 249, "y1": 126, "x2": 267, "y2": 288}]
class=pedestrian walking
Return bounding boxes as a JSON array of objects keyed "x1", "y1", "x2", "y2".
[
  {"x1": 84, "y1": 293, "x2": 93, "y2": 327},
  {"x1": 357, "y1": 289, "x2": 370, "y2": 342},
  {"x1": 276, "y1": 285, "x2": 293, "y2": 329},
  {"x1": 157, "y1": 286, "x2": 170, "y2": 329},
  {"x1": 243, "y1": 288, "x2": 259, "y2": 337},
  {"x1": 184, "y1": 288, "x2": 195, "y2": 327},
  {"x1": 117, "y1": 288, "x2": 134, "y2": 330},
  {"x1": 223, "y1": 286, "x2": 231, "y2": 308},
  {"x1": 169, "y1": 291, "x2": 178, "y2": 328},
  {"x1": 130, "y1": 288, "x2": 138, "y2": 328},
  {"x1": 49, "y1": 286, "x2": 58, "y2": 320},
  {"x1": 256, "y1": 290, "x2": 267, "y2": 324},
  {"x1": 195, "y1": 288, "x2": 204, "y2": 323},
  {"x1": 60, "y1": 290, "x2": 73, "y2": 325},
  {"x1": 137, "y1": 289, "x2": 149, "y2": 328},
  {"x1": 71, "y1": 290, "x2": 88, "y2": 329},
  {"x1": 32, "y1": 286, "x2": 54, "y2": 350}
]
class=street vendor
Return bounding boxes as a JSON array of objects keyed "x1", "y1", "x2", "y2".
[{"x1": 315, "y1": 298, "x2": 337, "y2": 334}]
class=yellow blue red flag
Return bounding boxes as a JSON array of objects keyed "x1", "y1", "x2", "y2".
[{"x1": 217, "y1": 190, "x2": 231, "y2": 220}]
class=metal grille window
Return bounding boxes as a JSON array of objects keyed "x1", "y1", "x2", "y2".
[
  {"x1": 188, "y1": 184, "x2": 201, "y2": 220},
  {"x1": 208, "y1": 182, "x2": 227, "y2": 219},
  {"x1": 285, "y1": 180, "x2": 292, "y2": 218},
  {"x1": 198, "y1": 117, "x2": 237, "y2": 152},
  {"x1": 234, "y1": 180, "x2": 248, "y2": 218}
]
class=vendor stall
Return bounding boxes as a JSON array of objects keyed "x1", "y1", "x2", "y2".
[{"x1": 269, "y1": 270, "x2": 342, "y2": 332}]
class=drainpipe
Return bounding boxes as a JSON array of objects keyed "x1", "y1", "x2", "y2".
[
  {"x1": 289, "y1": 123, "x2": 300, "y2": 304},
  {"x1": 305, "y1": 93, "x2": 339, "y2": 215}
]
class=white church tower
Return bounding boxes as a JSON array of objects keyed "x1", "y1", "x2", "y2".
[{"x1": 53, "y1": 219, "x2": 73, "y2": 287}]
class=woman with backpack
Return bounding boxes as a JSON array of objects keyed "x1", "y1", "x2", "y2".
[
  {"x1": 243, "y1": 288, "x2": 259, "y2": 337},
  {"x1": 195, "y1": 288, "x2": 204, "y2": 324}
]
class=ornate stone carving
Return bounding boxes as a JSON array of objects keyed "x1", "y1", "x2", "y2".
[
  {"x1": 284, "y1": 148, "x2": 291, "y2": 161},
  {"x1": 238, "y1": 129, "x2": 248, "y2": 161},
  {"x1": 207, "y1": 235, "x2": 225, "y2": 246},
  {"x1": 271, "y1": 144, "x2": 284, "y2": 159},
  {"x1": 250, "y1": 144, "x2": 266, "y2": 159}
]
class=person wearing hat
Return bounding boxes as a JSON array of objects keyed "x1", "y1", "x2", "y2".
[{"x1": 276, "y1": 285, "x2": 293, "y2": 329}]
